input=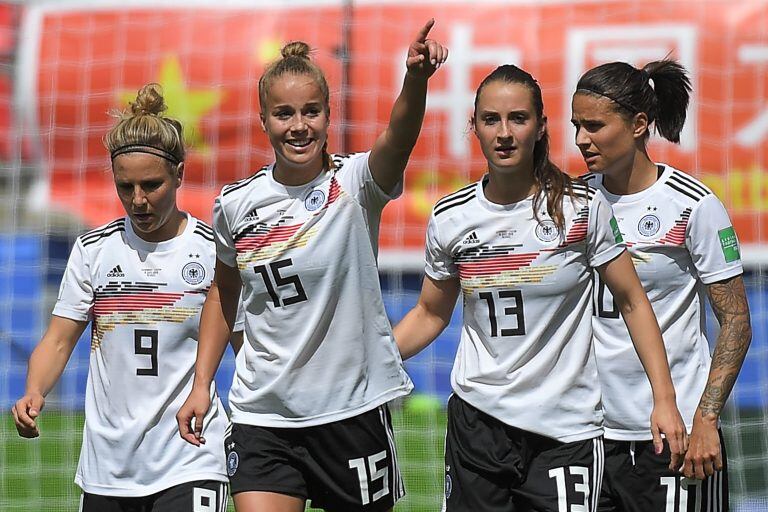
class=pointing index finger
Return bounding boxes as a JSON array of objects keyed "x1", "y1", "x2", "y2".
[{"x1": 415, "y1": 18, "x2": 435, "y2": 44}]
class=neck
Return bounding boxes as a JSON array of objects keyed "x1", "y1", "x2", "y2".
[
  {"x1": 273, "y1": 156, "x2": 325, "y2": 187},
  {"x1": 602, "y1": 149, "x2": 658, "y2": 196},
  {"x1": 484, "y1": 166, "x2": 537, "y2": 205}
]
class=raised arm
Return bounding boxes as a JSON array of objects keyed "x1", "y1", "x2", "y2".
[
  {"x1": 683, "y1": 275, "x2": 751, "y2": 479},
  {"x1": 394, "y1": 275, "x2": 460, "y2": 360},
  {"x1": 597, "y1": 251, "x2": 687, "y2": 469},
  {"x1": 368, "y1": 18, "x2": 448, "y2": 194},
  {"x1": 176, "y1": 258, "x2": 242, "y2": 446},
  {"x1": 12, "y1": 316, "x2": 88, "y2": 438}
]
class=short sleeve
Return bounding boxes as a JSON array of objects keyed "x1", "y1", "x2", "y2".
[
  {"x1": 587, "y1": 191, "x2": 626, "y2": 268},
  {"x1": 213, "y1": 195, "x2": 237, "y2": 268},
  {"x1": 51, "y1": 240, "x2": 94, "y2": 321},
  {"x1": 335, "y1": 151, "x2": 403, "y2": 213},
  {"x1": 424, "y1": 215, "x2": 458, "y2": 280},
  {"x1": 686, "y1": 194, "x2": 743, "y2": 284}
]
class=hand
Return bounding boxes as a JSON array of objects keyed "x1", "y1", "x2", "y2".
[
  {"x1": 406, "y1": 19, "x2": 448, "y2": 79},
  {"x1": 12, "y1": 392, "x2": 45, "y2": 438},
  {"x1": 176, "y1": 385, "x2": 212, "y2": 447},
  {"x1": 682, "y1": 413, "x2": 721, "y2": 479},
  {"x1": 650, "y1": 399, "x2": 688, "y2": 471}
]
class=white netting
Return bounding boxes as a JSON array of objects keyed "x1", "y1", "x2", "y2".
[{"x1": 1, "y1": 1, "x2": 766, "y2": 511}]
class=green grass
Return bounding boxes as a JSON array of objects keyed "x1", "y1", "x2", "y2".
[
  {"x1": 2, "y1": 402, "x2": 765, "y2": 511},
  {"x1": 0, "y1": 400, "x2": 446, "y2": 512}
]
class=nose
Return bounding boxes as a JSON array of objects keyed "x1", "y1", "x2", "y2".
[
  {"x1": 132, "y1": 185, "x2": 148, "y2": 208},
  {"x1": 497, "y1": 120, "x2": 512, "y2": 140},
  {"x1": 574, "y1": 126, "x2": 590, "y2": 148},
  {"x1": 290, "y1": 113, "x2": 308, "y2": 133}
]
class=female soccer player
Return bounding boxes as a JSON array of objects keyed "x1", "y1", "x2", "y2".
[
  {"x1": 176, "y1": 20, "x2": 447, "y2": 512},
  {"x1": 11, "y1": 84, "x2": 236, "y2": 511},
  {"x1": 393, "y1": 64, "x2": 687, "y2": 511},
  {"x1": 571, "y1": 60, "x2": 751, "y2": 511}
]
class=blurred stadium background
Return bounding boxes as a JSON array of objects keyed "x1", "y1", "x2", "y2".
[{"x1": 0, "y1": 0, "x2": 766, "y2": 510}]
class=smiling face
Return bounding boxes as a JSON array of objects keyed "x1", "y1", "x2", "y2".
[
  {"x1": 260, "y1": 73, "x2": 330, "y2": 176},
  {"x1": 570, "y1": 92, "x2": 643, "y2": 177},
  {"x1": 472, "y1": 80, "x2": 545, "y2": 176},
  {"x1": 112, "y1": 153, "x2": 182, "y2": 242}
]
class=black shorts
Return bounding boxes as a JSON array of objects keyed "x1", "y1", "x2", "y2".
[
  {"x1": 599, "y1": 431, "x2": 728, "y2": 512},
  {"x1": 80, "y1": 480, "x2": 228, "y2": 512},
  {"x1": 444, "y1": 395, "x2": 604, "y2": 512},
  {"x1": 225, "y1": 404, "x2": 404, "y2": 512}
]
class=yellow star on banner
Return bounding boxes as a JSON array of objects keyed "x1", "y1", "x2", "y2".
[
  {"x1": 119, "y1": 55, "x2": 222, "y2": 154},
  {"x1": 257, "y1": 38, "x2": 283, "y2": 65}
]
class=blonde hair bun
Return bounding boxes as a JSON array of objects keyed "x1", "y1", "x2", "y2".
[
  {"x1": 281, "y1": 41, "x2": 311, "y2": 60},
  {"x1": 129, "y1": 83, "x2": 167, "y2": 116}
]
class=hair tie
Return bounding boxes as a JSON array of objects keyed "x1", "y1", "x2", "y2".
[
  {"x1": 110, "y1": 144, "x2": 181, "y2": 165},
  {"x1": 648, "y1": 77, "x2": 655, "y2": 91}
]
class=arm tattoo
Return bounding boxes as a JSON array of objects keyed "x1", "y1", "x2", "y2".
[{"x1": 699, "y1": 275, "x2": 752, "y2": 418}]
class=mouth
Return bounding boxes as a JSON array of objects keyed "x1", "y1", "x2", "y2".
[
  {"x1": 132, "y1": 213, "x2": 153, "y2": 224},
  {"x1": 495, "y1": 145, "x2": 517, "y2": 155},
  {"x1": 286, "y1": 139, "x2": 314, "y2": 149},
  {"x1": 582, "y1": 152, "x2": 599, "y2": 163}
]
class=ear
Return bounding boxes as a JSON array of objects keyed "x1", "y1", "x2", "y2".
[
  {"x1": 537, "y1": 115, "x2": 548, "y2": 141},
  {"x1": 259, "y1": 112, "x2": 266, "y2": 133},
  {"x1": 632, "y1": 112, "x2": 649, "y2": 139},
  {"x1": 175, "y1": 162, "x2": 184, "y2": 188},
  {"x1": 469, "y1": 116, "x2": 477, "y2": 136}
]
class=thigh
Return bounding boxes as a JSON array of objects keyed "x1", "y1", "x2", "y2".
[
  {"x1": 152, "y1": 480, "x2": 229, "y2": 512},
  {"x1": 443, "y1": 395, "x2": 524, "y2": 512},
  {"x1": 225, "y1": 422, "x2": 309, "y2": 501},
  {"x1": 516, "y1": 435, "x2": 604, "y2": 512},
  {"x1": 301, "y1": 404, "x2": 404, "y2": 512},
  {"x1": 80, "y1": 493, "x2": 145, "y2": 512}
]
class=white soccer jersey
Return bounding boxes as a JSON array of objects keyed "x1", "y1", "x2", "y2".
[
  {"x1": 53, "y1": 214, "x2": 229, "y2": 496},
  {"x1": 584, "y1": 165, "x2": 743, "y2": 441},
  {"x1": 214, "y1": 152, "x2": 412, "y2": 428},
  {"x1": 426, "y1": 177, "x2": 625, "y2": 442}
]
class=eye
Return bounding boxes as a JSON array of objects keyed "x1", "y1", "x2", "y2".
[
  {"x1": 116, "y1": 183, "x2": 132, "y2": 193},
  {"x1": 482, "y1": 114, "x2": 499, "y2": 125},
  {"x1": 274, "y1": 110, "x2": 292, "y2": 120},
  {"x1": 143, "y1": 181, "x2": 163, "y2": 191},
  {"x1": 513, "y1": 114, "x2": 527, "y2": 124},
  {"x1": 305, "y1": 106, "x2": 322, "y2": 117}
]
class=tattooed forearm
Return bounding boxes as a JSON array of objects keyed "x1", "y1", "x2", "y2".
[{"x1": 698, "y1": 276, "x2": 752, "y2": 418}]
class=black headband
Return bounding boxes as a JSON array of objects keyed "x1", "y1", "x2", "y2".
[
  {"x1": 576, "y1": 87, "x2": 638, "y2": 114},
  {"x1": 110, "y1": 144, "x2": 181, "y2": 165}
]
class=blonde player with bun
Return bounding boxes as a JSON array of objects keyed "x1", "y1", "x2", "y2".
[
  {"x1": 572, "y1": 60, "x2": 751, "y2": 511},
  {"x1": 176, "y1": 20, "x2": 447, "y2": 512},
  {"x1": 12, "y1": 84, "x2": 238, "y2": 511}
]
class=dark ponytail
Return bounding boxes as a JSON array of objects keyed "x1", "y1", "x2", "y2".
[
  {"x1": 575, "y1": 59, "x2": 691, "y2": 143},
  {"x1": 474, "y1": 65, "x2": 573, "y2": 230}
]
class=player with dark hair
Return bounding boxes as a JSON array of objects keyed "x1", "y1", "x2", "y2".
[
  {"x1": 572, "y1": 60, "x2": 752, "y2": 511},
  {"x1": 394, "y1": 64, "x2": 687, "y2": 511}
]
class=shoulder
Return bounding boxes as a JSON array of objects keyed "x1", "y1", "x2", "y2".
[
  {"x1": 78, "y1": 218, "x2": 126, "y2": 248},
  {"x1": 570, "y1": 178, "x2": 597, "y2": 201},
  {"x1": 432, "y1": 181, "x2": 479, "y2": 219},
  {"x1": 661, "y1": 167, "x2": 713, "y2": 204},
  {"x1": 220, "y1": 165, "x2": 270, "y2": 199},
  {"x1": 190, "y1": 217, "x2": 215, "y2": 243},
  {"x1": 330, "y1": 152, "x2": 369, "y2": 174}
]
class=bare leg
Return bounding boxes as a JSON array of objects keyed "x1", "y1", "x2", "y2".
[{"x1": 233, "y1": 491, "x2": 305, "y2": 512}]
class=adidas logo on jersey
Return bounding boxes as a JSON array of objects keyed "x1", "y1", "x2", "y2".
[
  {"x1": 106, "y1": 265, "x2": 125, "y2": 278},
  {"x1": 462, "y1": 231, "x2": 480, "y2": 245},
  {"x1": 244, "y1": 208, "x2": 259, "y2": 222}
]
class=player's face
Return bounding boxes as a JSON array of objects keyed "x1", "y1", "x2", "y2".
[
  {"x1": 260, "y1": 73, "x2": 330, "y2": 174},
  {"x1": 473, "y1": 81, "x2": 545, "y2": 176},
  {"x1": 112, "y1": 153, "x2": 182, "y2": 241},
  {"x1": 571, "y1": 92, "x2": 638, "y2": 176}
]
